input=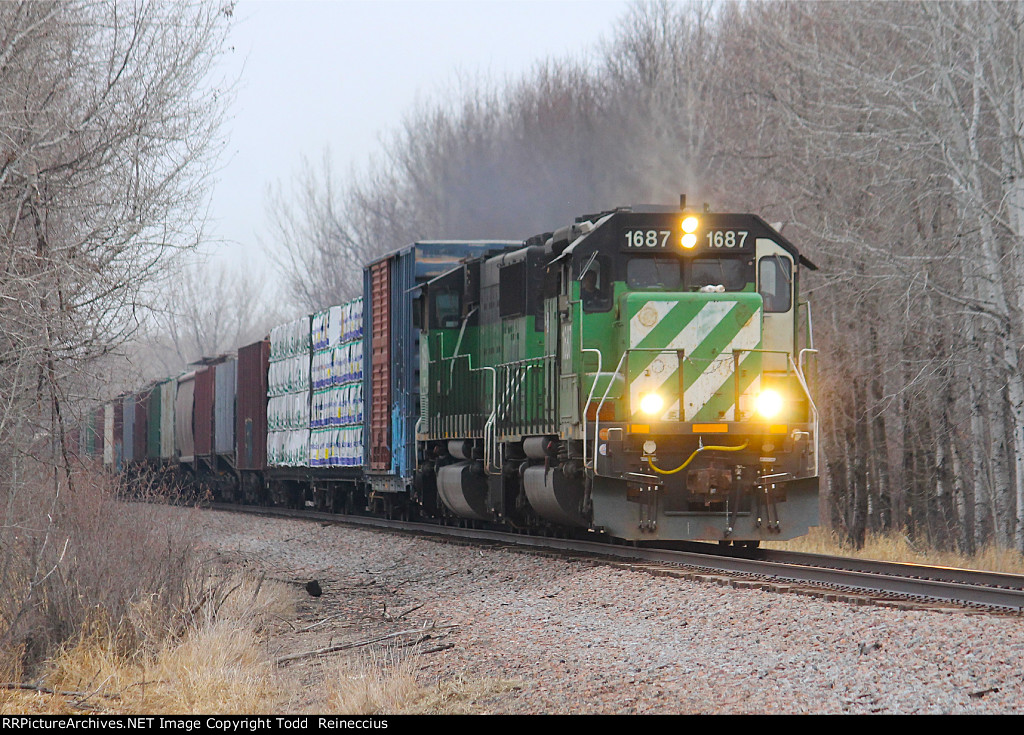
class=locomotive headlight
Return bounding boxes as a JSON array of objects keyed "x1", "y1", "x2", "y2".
[
  {"x1": 681, "y1": 216, "x2": 699, "y2": 233},
  {"x1": 755, "y1": 389, "x2": 784, "y2": 419},
  {"x1": 639, "y1": 393, "x2": 664, "y2": 415},
  {"x1": 681, "y1": 233, "x2": 698, "y2": 249}
]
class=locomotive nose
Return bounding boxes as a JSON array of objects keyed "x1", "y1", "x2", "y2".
[{"x1": 625, "y1": 291, "x2": 763, "y2": 423}]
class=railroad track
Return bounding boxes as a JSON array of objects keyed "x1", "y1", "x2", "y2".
[{"x1": 207, "y1": 502, "x2": 1024, "y2": 614}]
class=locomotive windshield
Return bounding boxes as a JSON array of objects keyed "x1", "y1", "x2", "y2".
[
  {"x1": 687, "y1": 257, "x2": 752, "y2": 292},
  {"x1": 626, "y1": 257, "x2": 682, "y2": 290}
]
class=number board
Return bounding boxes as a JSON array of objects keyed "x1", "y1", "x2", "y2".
[
  {"x1": 702, "y1": 229, "x2": 751, "y2": 251},
  {"x1": 621, "y1": 228, "x2": 674, "y2": 250},
  {"x1": 620, "y1": 227, "x2": 753, "y2": 252}
]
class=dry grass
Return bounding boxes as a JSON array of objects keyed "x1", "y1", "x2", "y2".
[
  {"x1": 0, "y1": 459, "x2": 514, "y2": 716},
  {"x1": 0, "y1": 462, "x2": 207, "y2": 673},
  {"x1": 44, "y1": 621, "x2": 277, "y2": 714},
  {"x1": 325, "y1": 646, "x2": 521, "y2": 715},
  {"x1": 767, "y1": 526, "x2": 1024, "y2": 574},
  {"x1": 1, "y1": 573, "x2": 297, "y2": 715}
]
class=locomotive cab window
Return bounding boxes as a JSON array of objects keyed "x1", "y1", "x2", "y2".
[
  {"x1": 687, "y1": 258, "x2": 752, "y2": 292},
  {"x1": 431, "y1": 289, "x2": 461, "y2": 328},
  {"x1": 758, "y1": 255, "x2": 792, "y2": 313},
  {"x1": 627, "y1": 257, "x2": 682, "y2": 291},
  {"x1": 577, "y1": 255, "x2": 611, "y2": 312}
]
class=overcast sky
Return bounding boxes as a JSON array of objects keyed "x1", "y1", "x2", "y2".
[{"x1": 205, "y1": 0, "x2": 632, "y2": 269}]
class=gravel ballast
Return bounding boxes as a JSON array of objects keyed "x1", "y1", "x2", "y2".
[{"x1": 186, "y1": 505, "x2": 1024, "y2": 714}]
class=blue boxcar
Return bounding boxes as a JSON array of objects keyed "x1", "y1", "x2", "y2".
[{"x1": 362, "y1": 241, "x2": 518, "y2": 493}]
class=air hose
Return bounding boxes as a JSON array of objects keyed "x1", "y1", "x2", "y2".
[{"x1": 646, "y1": 440, "x2": 749, "y2": 475}]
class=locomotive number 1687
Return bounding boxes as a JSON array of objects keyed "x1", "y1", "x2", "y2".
[
  {"x1": 705, "y1": 230, "x2": 749, "y2": 248},
  {"x1": 624, "y1": 229, "x2": 672, "y2": 248},
  {"x1": 623, "y1": 229, "x2": 751, "y2": 249}
]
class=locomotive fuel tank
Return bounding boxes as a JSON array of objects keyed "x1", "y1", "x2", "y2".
[{"x1": 522, "y1": 463, "x2": 588, "y2": 528}]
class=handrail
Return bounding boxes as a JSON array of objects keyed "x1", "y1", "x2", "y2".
[
  {"x1": 448, "y1": 307, "x2": 478, "y2": 380},
  {"x1": 491, "y1": 354, "x2": 556, "y2": 369},
  {"x1": 495, "y1": 365, "x2": 527, "y2": 422},
  {"x1": 798, "y1": 299, "x2": 815, "y2": 353},
  {"x1": 433, "y1": 352, "x2": 498, "y2": 472},
  {"x1": 798, "y1": 348, "x2": 818, "y2": 376},
  {"x1": 492, "y1": 356, "x2": 556, "y2": 459},
  {"x1": 577, "y1": 297, "x2": 603, "y2": 469},
  {"x1": 787, "y1": 351, "x2": 819, "y2": 477},
  {"x1": 478, "y1": 365, "x2": 497, "y2": 472},
  {"x1": 589, "y1": 351, "x2": 628, "y2": 473},
  {"x1": 580, "y1": 357, "x2": 602, "y2": 468},
  {"x1": 440, "y1": 353, "x2": 555, "y2": 440}
]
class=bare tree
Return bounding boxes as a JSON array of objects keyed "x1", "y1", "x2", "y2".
[
  {"x1": 718, "y1": 0, "x2": 1024, "y2": 551},
  {"x1": 135, "y1": 257, "x2": 286, "y2": 377},
  {"x1": 0, "y1": 0, "x2": 232, "y2": 452},
  {"x1": 0, "y1": 0, "x2": 232, "y2": 667},
  {"x1": 600, "y1": 0, "x2": 723, "y2": 202},
  {"x1": 263, "y1": 151, "x2": 368, "y2": 312}
]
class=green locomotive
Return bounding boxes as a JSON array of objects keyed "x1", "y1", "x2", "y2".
[{"x1": 417, "y1": 203, "x2": 819, "y2": 543}]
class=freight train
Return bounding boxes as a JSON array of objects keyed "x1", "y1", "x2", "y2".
[{"x1": 72, "y1": 202, "x2": 820, "y2": 545}]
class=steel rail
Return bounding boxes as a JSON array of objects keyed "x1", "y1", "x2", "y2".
[
  {"x1": 757, "y1": 548, "x2": 1024, "y2": 591},
  {"x1": 208, "y1": 503, "x2": 1024, "y2": 611}
]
